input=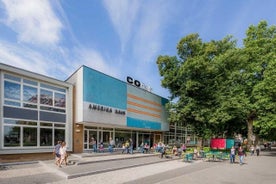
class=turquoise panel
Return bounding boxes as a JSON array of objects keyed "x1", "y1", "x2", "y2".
[
  {"x1": 127, "y1": 117, "x2": 161, "y2": 130},
  {"x1": 226, "y1": 139, "x2": 234, "y2": 149},
  {"x1": 161, "y1": 97, "x2": 169, "y2": 106},
  {"x1": 83, "y1": 66, "x2": 127, "y2": 109}
]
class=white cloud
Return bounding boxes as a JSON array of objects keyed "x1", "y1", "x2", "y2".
[
  {"x1": 102, "y1": 0, "x2": 140, "y2": 51},
  {"x1": 0, "y1": 40, "x2": 53, "y2": 76},
  {"x1": 1, "y1": 0, "x2": 62, "y2": 46},
  {"x1": 73, "y1": 47, "x2": 120, "y2": 78}
]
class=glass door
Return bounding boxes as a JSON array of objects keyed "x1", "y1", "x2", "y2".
[{"x1": 84, "y1": 129, "x2": 97, "y2": 150}]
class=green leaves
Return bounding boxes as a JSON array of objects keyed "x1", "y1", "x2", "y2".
[{"x1": 157, "y1": 21, "x2": 276, "y2": 140}]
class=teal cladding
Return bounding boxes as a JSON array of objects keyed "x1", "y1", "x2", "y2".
[
  {"x1": 226, "y1": 139, "x2": 234, "y2": 149},
  {"x1": 127, "y1": 117, "x2": 161, "y2": 130},
  {"x1": 83, "y1": 66, "x2": 127, "y2": 109}
]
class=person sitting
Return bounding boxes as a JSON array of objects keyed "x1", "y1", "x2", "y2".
[
  {"x1": 172, "y1": 145, "x2": 177, "y2": 155},
  {"x1": 181, "y1": 144, "x2": 187, "y2": 152},
  {"x1": 176, "y1": 148, "x2": 183, "y2": 158},
  {"x1": 99, "y1": 142, "x2": 104, "y2": 152},
  {"x1": 143, "y1": 143, "x2": 150, "y2": 153},
  {"x1": 155, "y1": 142, "x2": 163, "y2": 153},
  {"x1": 193, "y1": 148, "x2": 199, "y2": 159}
]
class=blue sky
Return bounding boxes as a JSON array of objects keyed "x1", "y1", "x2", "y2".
[{"x1": 0, "y1": 0, "x2": 276, "y2": 98}]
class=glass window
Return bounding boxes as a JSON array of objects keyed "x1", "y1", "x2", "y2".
[
  {"x1": 40, "y1": 128, "x2": 53, "y2": 146},
  {"x1": 54, "y1": 129, "x2": 65, "y2": 143},
  {"x1": 54, "y1": 92, "x2": 66, "y2": 108},
  {"x1": 41, "y1": 83, "x2": 66, "y2": 93},
  {"x1": 23, "y1": 79, "x2": 38, "y2": 86},
  {"x1": 4, "y1": 119, "x2": 20, "y2": 125},
  {"x1": 23, "y1": 103, "x2": 37, "y2": 109},
  {"x1": 4, "y1": 74, "x2": 20, "y2": 82},
  {"x1": 54, "y1": 124, "x2": 65, "y2": 127},
  {"x1": 23, "y1": 127, "x2": 37, "y2": 146},
  {"x1": 4, "y1": 81, "x2": 20, "y2": 100},
  {"x1": 4, "y1": 126, "x2": 21, "y2": 147},
  {"x1": 40, "y1": 106, "x2": 65, "y2": 113},
  {"x1": 40, "y1": 89, "x2": 53, "y2": 106},
  {"x1": 19, "y1": 121, "x2": 37, "y2": 126},
  {"x1": 4, "y1": 100, "x2": 20, "y2": 107},
  {"x1": 23, "y1": 85, "x2": 38, "y2": 103},
  {"x1": 41, "y1": 122, "x2": 53, "y2": 127}
]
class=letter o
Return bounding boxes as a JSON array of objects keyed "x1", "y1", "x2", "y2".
[{"x1": 134, "y1": 80, "x2": 141, "y2": 87}]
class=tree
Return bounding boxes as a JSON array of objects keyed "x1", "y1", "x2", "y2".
[{"x1": 157, "y1": 21, "x2": 276, "y2": 143}]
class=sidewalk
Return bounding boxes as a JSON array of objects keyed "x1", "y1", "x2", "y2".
[
  {"x1": 0, "y1": 152, "x2": 181, "y2": 183},
  {"x1": 1, "y1": 149, "x2": 275, "y2": 184}
]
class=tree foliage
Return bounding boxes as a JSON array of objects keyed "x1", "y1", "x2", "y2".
[{"x1": 157, "y1": 21, "x2": 276, "y2": 141}]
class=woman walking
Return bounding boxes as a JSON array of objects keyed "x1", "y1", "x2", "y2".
[{"x1": 238, "y1": 146, "x2": 245, "y2": 165}]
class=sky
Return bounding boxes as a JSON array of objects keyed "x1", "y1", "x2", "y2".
[{"x1": 0, "y1": 0, "x2": 276, "y2": 99}]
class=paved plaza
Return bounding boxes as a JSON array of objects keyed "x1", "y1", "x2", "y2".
[{"x1": 0, "y1": 149, "x2": 275, "y2": 184}]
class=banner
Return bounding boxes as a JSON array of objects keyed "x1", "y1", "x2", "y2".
[{"x1": 210, "y1": 138, "x2": 226, "y2": 149}]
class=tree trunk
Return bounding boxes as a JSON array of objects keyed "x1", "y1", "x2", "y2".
[{"x1": 247, "y1": 118, "x2": 254, "y2": 147}]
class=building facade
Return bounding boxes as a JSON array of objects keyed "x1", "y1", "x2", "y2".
[
  {"x1": 0, "y1": 63, "x2": 73, "y2": 155},
  {"x1": 67, "y1": 66, "x2": 169, "y2": 153}
]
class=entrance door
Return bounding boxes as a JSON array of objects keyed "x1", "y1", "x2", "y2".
[
  {"x1": 154, "y1": 134, "x2": 161, "y2": 143},
  {"x1": 84, "y1": 129, "x2": 97, "y2": 150}
]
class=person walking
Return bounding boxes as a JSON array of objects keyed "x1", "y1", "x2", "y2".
[
  {"x1": 58, "y1": 141, "x2": 67, "y2": 167},
  {"x1": 129, "y1": 138, "x2": 133, "y2": 154},
  {"x1": 230, "y1": 146, "x2": 236, "y2": 163},
  {"x1": 53, "y1": 140, "x2": 61, "y2": 166},
  {"x1": 250, "y1": 145, "x2": 255, "y2": 156},
  {"x1": 238, "y1": 146, "x2": 245, "y2": 165},
  {"x1": 256, "y1": 145, "x2": 261, "y2": 156}
]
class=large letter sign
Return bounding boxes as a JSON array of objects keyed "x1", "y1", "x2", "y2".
[{"x1": 127, "y1": 76, "x2": 141, "y2": 87}]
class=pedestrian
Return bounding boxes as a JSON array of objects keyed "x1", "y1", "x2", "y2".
[
  {"x1": 90, "y1": 137, "x2": 97, "y2": 153},
  {"x1": 230, "y1": 146, "x2": 236, "y2": 163},
  {"x1": 58, "y1": 141, "x2": 67, "y2": 167},
  {"x1": 122, "y1": 143, "x2": 126, "y2": 154},
  {"x1": 256, "y1": 145, "x2": 260, "y2": 156},
  {"x1": 53, "y1": 140, "x2": 61, "y2": 166},
  {"x1": 108, "y1": 137, "x2": 115, "y2": 153},
  {"x1": 129, "y1": 138, "x2": 133, "y2": 154},
  {"x1": 238, "y1": 146, "x2": 245, "y2": 165},
  {"x1": 250, "y1": 145, "x2": 255, "y2": 156},
  {"x1": 123, "y1": 140, "x2": 129, "y2": 154}
]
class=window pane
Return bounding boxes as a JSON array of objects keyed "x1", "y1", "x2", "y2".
[
  {"x1": 23, "y1": 103, "x2": 37, "y2": 109},
  {"x1": 23, "y1": 79, "x2": 38, "y2": 86},
  {"x1": 19, "y1": 121, "x2": 37, "y2": 126},
  {"x1": 4, "y1": 81, "x2": 20, "y2": 100},
  {"x1": 4, "y1": 119, "x2": 17, "y2": 125},
  {"x1": 54, "y1": 93, "x2": 66, "y2": 108},
  {"x1": 40, "y1": 106, "x2": 65, "y2": 113},
  {"x1": 40, "y1": 122, "x2": 52, "y2": 127},
  {"x1": 4, "y1": 74, "x2": 20, "y2": 82},
  {"x1": 40, "y1": 128, "x2": 53, "y2": 146},
  {"x1": 4, "y1": 100, "x2": 20, "y2": 107},
  {"x1": 23, "y1": 127, "x2": 37, "y2": 146},
  {"x1": 23, "y1": 85, "x2": 38, "y2": 103},
  {"x1": 54, "y1": 123, "x2": 65, "y2": 127},
  {"x1": 40, "y1": 89, "x2": 53, "y2": 105},
  {"x1": 54, "y1": 129, "x2": 65, "y2": 143},
  {"x1": 4, "y1": 126, "x2": 21, "y2": 147},
  {"x1": 41, "y1": 83, "x2": 66, "y2": 93}
]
